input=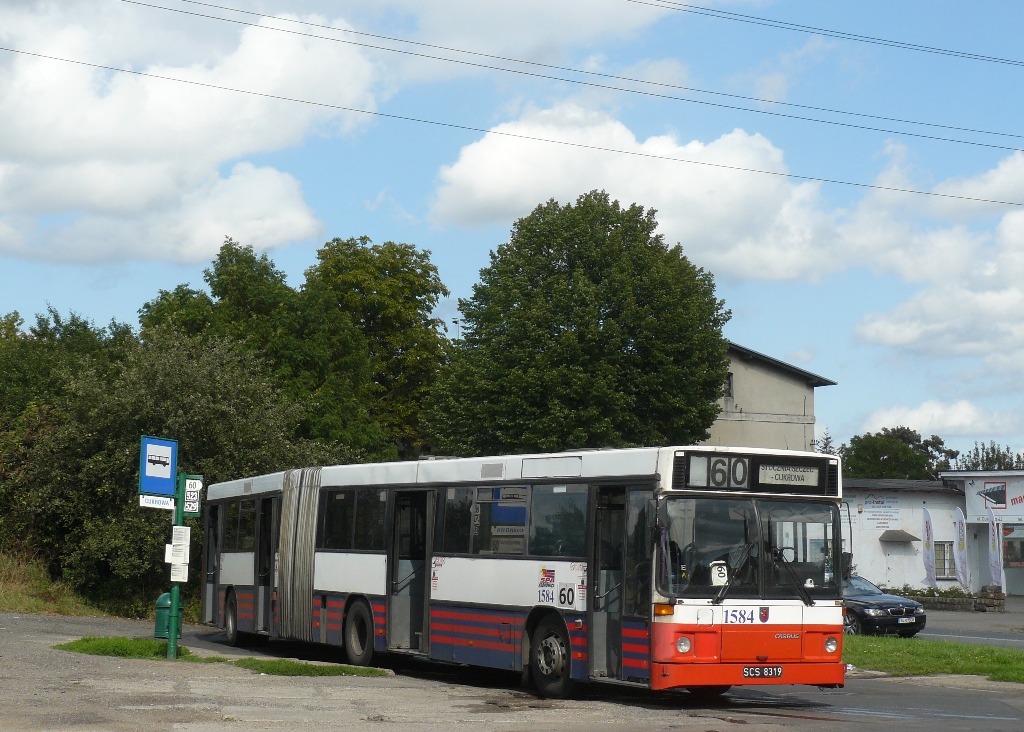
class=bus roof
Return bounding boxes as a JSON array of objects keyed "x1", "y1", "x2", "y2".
[{"x1": 207, "y1": 445, "x2": 835, "y2": 501}]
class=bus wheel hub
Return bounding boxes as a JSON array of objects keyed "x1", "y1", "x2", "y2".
[{"x1": 537, "y1": 635, "x2": 565, "y2": 677}]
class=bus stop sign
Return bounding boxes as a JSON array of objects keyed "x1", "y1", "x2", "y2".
[{"x1": 139, "y1": 436, "x2": 178, "y2": 497}]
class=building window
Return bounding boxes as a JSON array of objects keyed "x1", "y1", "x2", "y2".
[
  {"x1": 934, "y1": 541, "x2": 955, "y2": 580},
  {"x1": 724, "y1": 372, "x2": 734, "y2": 399}
]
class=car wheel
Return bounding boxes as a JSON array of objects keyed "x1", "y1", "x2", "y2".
[
  {"x1": 531, "y1": 615, "x2": 574, "y2": 699},
  {"x1": 344, "y1": 600, "x2": 375, "y2": 666},
  {"x1": 844, "y1": 613, "x2": 862, "y2": 636}
]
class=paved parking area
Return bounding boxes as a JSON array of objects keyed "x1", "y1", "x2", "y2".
[{"x1": 3, "y1": 611, "x2": 1024, "y2": 731}]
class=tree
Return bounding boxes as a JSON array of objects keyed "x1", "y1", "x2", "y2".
[
  {"x1": 422, "y1": 191, "x2": 731, "y2": 456},
  {"x1": 140, "y1": 238, "x2": 384, "y2": 456},
  {"x1": 842, "y1": 426, "x2": 958, "y2": 479},
  {"x1": 813, "y1": 428, "x2": 840, "y2": 456},
  {"x1": 304, "y1": 236, "x2": 450, "y2": 458},
  {"x1": 953, "y1": 441, "x2": 1024, "y2": 470},
  {"x1": 0, "y1": 327, "x2": 349, "y2": 610}
]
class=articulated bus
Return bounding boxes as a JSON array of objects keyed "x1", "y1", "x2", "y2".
[{"x1": 200, "y1": 446, "x2": 845, "y2": 698}]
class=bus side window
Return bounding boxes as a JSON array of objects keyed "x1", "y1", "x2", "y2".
[
  {"x1": 237, "y1": 500, "x2": 256, "y2": 552},
  {"x1": 224, "y1": 501, "x2": 240, "y2": 552},
  {"x1": 441, "y1": 487, "x2": 474, "y2": 554},
  {"x1": 473, "y1": 486, "x2": 527, "y2": 556},
  {"x1": 528, "y1": 485, "x2": 587, "y2": 557},
  {"x1": 353, "y1": 488, "x2": 387, "y2": 551},
  {"x1": 319, "y1": 490, "x2": 355, "y2": 550}
]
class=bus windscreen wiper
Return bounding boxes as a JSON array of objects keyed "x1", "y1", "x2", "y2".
[
  {"x1": 771, "y1": 547, "x2": 814, "y2": 606},
  {"x1": 710, "y1": 542, "x2": 755, "y2": 605}
]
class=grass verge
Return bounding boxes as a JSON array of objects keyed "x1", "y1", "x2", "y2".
[
  {"x1": 55, "y1": 636, "x2": 388, "y2": 677},
  {"x1": 0, "y1": 554, "x2": 105, "y2": 616},
  {"x1": 845, "y1": 635, "x2": 1024, "y2": 683}
]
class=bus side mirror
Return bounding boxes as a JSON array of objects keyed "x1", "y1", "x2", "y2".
[{"x1": 841, "y1": 552, "x2": 853, "y2": 580}]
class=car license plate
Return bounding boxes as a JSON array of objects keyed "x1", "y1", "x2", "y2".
[
  {"x1": 742, "y1": 666, "x2": 783, "y2": 678},
  {"x1": 898, "y1": 617, "x2": 915, "y2": 624}
]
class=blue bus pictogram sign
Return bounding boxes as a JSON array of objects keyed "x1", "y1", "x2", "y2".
[{"x1": 139, "y1": 436, "x2": 178, "y2": 497}]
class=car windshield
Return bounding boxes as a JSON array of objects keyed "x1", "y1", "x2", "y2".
[
  {"x1": 843, "y1": 575, "x2": 884, "y2": 596},
  {"x1": 657, "y1": 497, "x2": 841, "y2": 600}
]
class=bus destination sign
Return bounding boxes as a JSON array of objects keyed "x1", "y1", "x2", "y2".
[{"x1": 758, "y1": 464, "x2": 819, "y2": 487}]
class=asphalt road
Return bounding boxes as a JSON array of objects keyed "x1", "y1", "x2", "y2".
[{"x1": 2, "y1": 611, "x2": 1024, "y2": 731}]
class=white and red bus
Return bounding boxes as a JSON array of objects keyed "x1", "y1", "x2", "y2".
[{"x1": 201, "y1": 446, "x2": 845, "y2": 697}]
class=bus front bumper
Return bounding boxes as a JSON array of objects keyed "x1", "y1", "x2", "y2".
[{"x1": 649, "y1": 661, "x2": 846, "y2": 690}]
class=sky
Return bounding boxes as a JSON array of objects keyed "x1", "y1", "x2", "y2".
[{"x1": 3, "y1": 0, "x2": 1024, "y2": 455}]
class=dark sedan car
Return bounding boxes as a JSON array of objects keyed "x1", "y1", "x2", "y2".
[{"x1": 843, "y1": 575, "x2": 927, "y2": 637}]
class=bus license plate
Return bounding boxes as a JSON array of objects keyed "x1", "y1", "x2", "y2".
[
  {"x1": 898, "y1": 617, "x2": 915, "y2": 624},
  {"x1": 742, "y1": 666, "x2": 783, "y2": 678}
]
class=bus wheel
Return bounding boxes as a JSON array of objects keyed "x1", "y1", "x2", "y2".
[
  {"x1": 531, "y1": 616, "x2": 574, "y2": 699},
  {"x1": 224, "y1": 592, "x2": 240, "y2": 647},
  {"x1": 344, "y1": 600, "x2": 375, "y2": 666}
]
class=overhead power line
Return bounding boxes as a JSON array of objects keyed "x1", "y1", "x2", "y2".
[
  {"x1": 123, "y1": 0, "x2": 1024, "y2": 153},
  {"x1": 3, "y1": 44, "x2": 1021, "y2": 209},
  {"x1": 628, "y1": 0, "x2": 1024, "y2": 68}
]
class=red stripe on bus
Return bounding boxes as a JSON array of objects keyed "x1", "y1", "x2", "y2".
[
  {"x1": 622, "y1": 658, "x2": 650, "y2": 669},
  {"x1": 622, "y1": 627, "x2": 649, "y2": 639},
  {"x1": 431, "y1": 624, "x2": 523, "y2": 641},
  {"x1": 430, "y1": 609, "x2": 523, "y2": 627},
  {"x1": 327, "y1": 623, "x2": 341, "y2": 631},
  {"x1": 327, "y1": 611, "x2": 343, "y2": 620},
  {"x1": 431, "y1": 635, "x2": 516, "y2": 652},
  {"x1": 623, "y1": 642, "x2": 648, "y2": 654}
]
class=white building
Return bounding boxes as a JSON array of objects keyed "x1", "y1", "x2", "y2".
[
  {"x1": 840, "y1": 479, "x2": 986, "y2": 592},
  {"x1": 940, "y1": 470, "x2": 1024, "y2": 595}
]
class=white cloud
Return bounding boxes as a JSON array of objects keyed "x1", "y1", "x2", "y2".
[
  {"x1": 861, "y1": 400, "x2": 1018, "y2": 437},
  {"x1": 0, "y1": 164, "x2": 320, "y2": 264},
  {"x1": 431, "y1": 102, "x2": 843, "y2": 280},
  {"x1": 0, "y1": 1, "x2": 377, "y2": 262}
]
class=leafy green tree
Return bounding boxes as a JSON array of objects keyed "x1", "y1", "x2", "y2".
[
  {"x1": 304, "y1": 236, "x2": 450, "y2": 458},
  {"x1": 0, "y1": 327, "x2": 349, "y2": 609},
  {"x1": 422, "y1": 191, "x2": 730, "y2": 456},
  {"x1": 140, "y1": 238, "x2": 384, "y2": 456},
  {"x1": 953, "y1": 441, "x2": 1024, "y2": 470},
  {"x1": 0, "y1": 308, "x2": 135, "y2": 425},
  {"x1": 842, "y1": 426, "x2": 958, "y2": 479}
]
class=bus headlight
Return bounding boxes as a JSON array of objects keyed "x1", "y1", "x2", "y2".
[
  {"x1": 825, "y1": 637, "x2": 838, "y2": 653},
  {"x1": 676, "y1": 636, "x2": 692, "y2": 654}
]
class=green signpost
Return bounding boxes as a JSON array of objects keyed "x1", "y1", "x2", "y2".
[{"x1": 166, "y1": 474, "x2": 203, "y2": 660}]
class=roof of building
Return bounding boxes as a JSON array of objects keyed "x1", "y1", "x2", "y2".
[
  {"x1": 728, "y1": 341, "x2": 837, "y2": 388},
  {"x1": 843, "y1": 478, "x2": 963, "y2": 495}
]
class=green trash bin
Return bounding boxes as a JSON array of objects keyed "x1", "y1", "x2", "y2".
[{"x1": 154, "y1": 593, "x2": 182, "y2": 640}]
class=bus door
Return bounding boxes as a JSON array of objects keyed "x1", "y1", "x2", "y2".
[
  {"x1": 255, "y1": 497, "x2": 279, "y2": 633},
  {"x1": 202, "y1": 504, "x2": 221, "y2": 625},
  {"x1": 590, "y1": 486, "x2": 626, "y2": 680},
  {"x1": 388, "y1": 490, "x2": 435, "y2": 653}
]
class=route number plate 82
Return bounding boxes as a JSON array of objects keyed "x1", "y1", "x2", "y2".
[{"x1": 742, "y1": 666, "x2": 783, "y2": 678}]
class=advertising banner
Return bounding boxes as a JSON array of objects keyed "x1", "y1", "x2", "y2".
[
  {"x1": 921, "y1": 508, "x2": 937, "y2": 588},
  {"x1": 965, "y1": 477, "x2": 1024, "y2": 523},
  {"x1": 988, "y1": 507, "x2": 1002, "y2": 588},
  {"x1": 954, "y1": 507, "x2": 970, "y2": 591}
]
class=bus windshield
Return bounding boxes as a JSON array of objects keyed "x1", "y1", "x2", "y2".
[{"x1": 657, "y1": 497, "x2": 841, "y2": 601}]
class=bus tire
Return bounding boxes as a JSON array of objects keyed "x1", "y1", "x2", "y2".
[
  {"x1": 344, "y1": 600, "x2": 375, "y2": 666},
  {"x1": 224, "y1": 591, "x2": 240, "y2": 647},
  {"x1": 531, "y1": 615, "x2": 574, "y2": 699}
]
